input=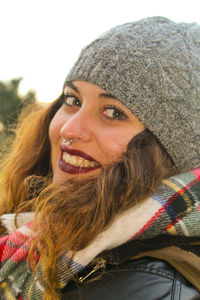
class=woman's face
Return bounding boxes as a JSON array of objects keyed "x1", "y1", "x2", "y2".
[{"x1": 49, "y1": 81, "x2": 145, "y2": 183}]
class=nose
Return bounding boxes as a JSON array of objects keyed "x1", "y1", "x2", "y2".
[{"x1": 60, "y1": 110, "x2": 93, "y2": 143}]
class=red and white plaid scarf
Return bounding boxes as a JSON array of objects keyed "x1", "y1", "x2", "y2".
[{"x1": 0, "y1": 166, "x2": 200, "y2": 299}]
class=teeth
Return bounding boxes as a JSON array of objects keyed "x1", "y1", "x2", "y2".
[
  {"x1": 62, "y1": 152, "x2": 99, "y2": 168},
  {"x1": 83, "y1": 159, "x2": 89, "y2": 168}
]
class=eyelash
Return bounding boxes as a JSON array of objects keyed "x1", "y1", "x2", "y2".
[
  {"x1": 102, "y1": 105, "x2": 127, "y2": 121},
  {"x1": 62, "y1": 94, "x2": 81, "y2": 107},
  {"x1": 62, "y1": 94, "x2": 127, "y2": 121}
]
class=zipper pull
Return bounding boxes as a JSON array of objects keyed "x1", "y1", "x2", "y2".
[{"x1": 79, "y1": 257, "x2": 106, "y2": 283}]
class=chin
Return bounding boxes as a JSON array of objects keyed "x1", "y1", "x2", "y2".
[{"x1": 52, "y1": 168, "x2": 101, "y2": 183}]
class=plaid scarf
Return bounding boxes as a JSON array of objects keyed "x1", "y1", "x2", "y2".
[{"x1": 0, "y1": 166, "x2": 200, "y2": 299}]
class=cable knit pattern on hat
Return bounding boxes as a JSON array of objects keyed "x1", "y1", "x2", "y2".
[{"x1": 66, "y1": 16, "x2": 200, "y2": 170}]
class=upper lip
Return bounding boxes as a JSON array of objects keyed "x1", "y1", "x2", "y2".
[{"x1": 60, "y1": 144, "x2": 101, "y2": 164}]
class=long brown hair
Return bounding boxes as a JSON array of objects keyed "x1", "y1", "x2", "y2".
[
  {"x1": 0, "y1": 97, "x2": 62, "y2": 215},
  {"x1": 0, "y1": 96, "x2": 177, "y2": 299}
]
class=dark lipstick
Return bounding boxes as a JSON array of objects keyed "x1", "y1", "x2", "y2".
[{"x1": 59, "y1": 145, "x2": 101, "y2": 174}]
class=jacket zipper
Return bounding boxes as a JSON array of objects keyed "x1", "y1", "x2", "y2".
[{"x1": 79, "y1": 257, "x2": 106, "y2": 283}]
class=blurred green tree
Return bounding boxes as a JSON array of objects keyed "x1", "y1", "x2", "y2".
[
  {"x1": 0, "y1": 78, "x2": 37, "y2": 131},
  {"x1": 0, "y1": 78, "x2": 37, "y2": 157}
]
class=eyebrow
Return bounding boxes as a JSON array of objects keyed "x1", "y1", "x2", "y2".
[
  {"x1": 99, "y1": 92, "x2": 117, "y2": 100},
  {"x1": 64, "y1": 81, "x2": 117, "y2": 100},
  {"x1": 64, "y1": 81, "x2": 80, "y2": 94}
]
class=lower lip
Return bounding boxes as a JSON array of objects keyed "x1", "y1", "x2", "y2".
[{"x1": 59, "y1": 156, "x2": 100, "y2": 174}]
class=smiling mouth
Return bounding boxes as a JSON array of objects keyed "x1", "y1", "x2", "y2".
[
  {"x1": 62, "y1": 152, "x2": 99, "y2": 168},
  {"x1": 59, "y1": 145, "x2": 101, "y2": 174}
]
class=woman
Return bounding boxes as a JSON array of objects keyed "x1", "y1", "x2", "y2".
[{"x1": 0, "y1": 16, "x2": 200, "y2": 300}]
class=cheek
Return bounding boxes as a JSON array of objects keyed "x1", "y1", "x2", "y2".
[
  {"x1": 49, "y1": 111, "x2": 64, "y2": 144},
  {"x1": 103, "y1": 123, "x2": 144, "y2": 162},
  {"x1": 49, "y1": 111, "x2": 66, "y2": 171},
  {"x1": 98, "y1": 130, "x2": 133, "y2": 162}
]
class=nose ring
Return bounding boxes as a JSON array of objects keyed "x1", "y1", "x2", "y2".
[
  {"x1": 63, "y1": 138, "x2": 73, "y2": 146},
  {"x1": 63, "y1": 135, "x2": 82, "y2": 146}
]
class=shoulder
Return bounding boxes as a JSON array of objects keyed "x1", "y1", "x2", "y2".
[{"x1": 61, "y1": 257, "x2": 200, "y2": 300}]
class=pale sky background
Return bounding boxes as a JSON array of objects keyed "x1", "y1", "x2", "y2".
[{"x1": 1, "y1": 0, "x2": 200, "y2": 102}]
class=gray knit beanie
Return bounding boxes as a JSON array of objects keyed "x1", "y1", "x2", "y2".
[{"x1": 65, "y1": 16, "x2": 200, "y2": 171}]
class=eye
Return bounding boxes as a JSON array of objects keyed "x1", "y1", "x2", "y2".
[
  {"x1": 63, "y1": 94, "x2": 81, "y2": 107},
  {"x1": 103, "y1": 106, "x2": 127, "y2": 120}
]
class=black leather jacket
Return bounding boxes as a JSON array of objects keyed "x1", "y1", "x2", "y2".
[{"x1": 61, "y1": 257, "x2": 200, "y2": 300}]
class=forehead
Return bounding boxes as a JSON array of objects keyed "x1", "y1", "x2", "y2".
[{"x1": 63, "y1": 80, "x2": 121, "y2": 102}]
